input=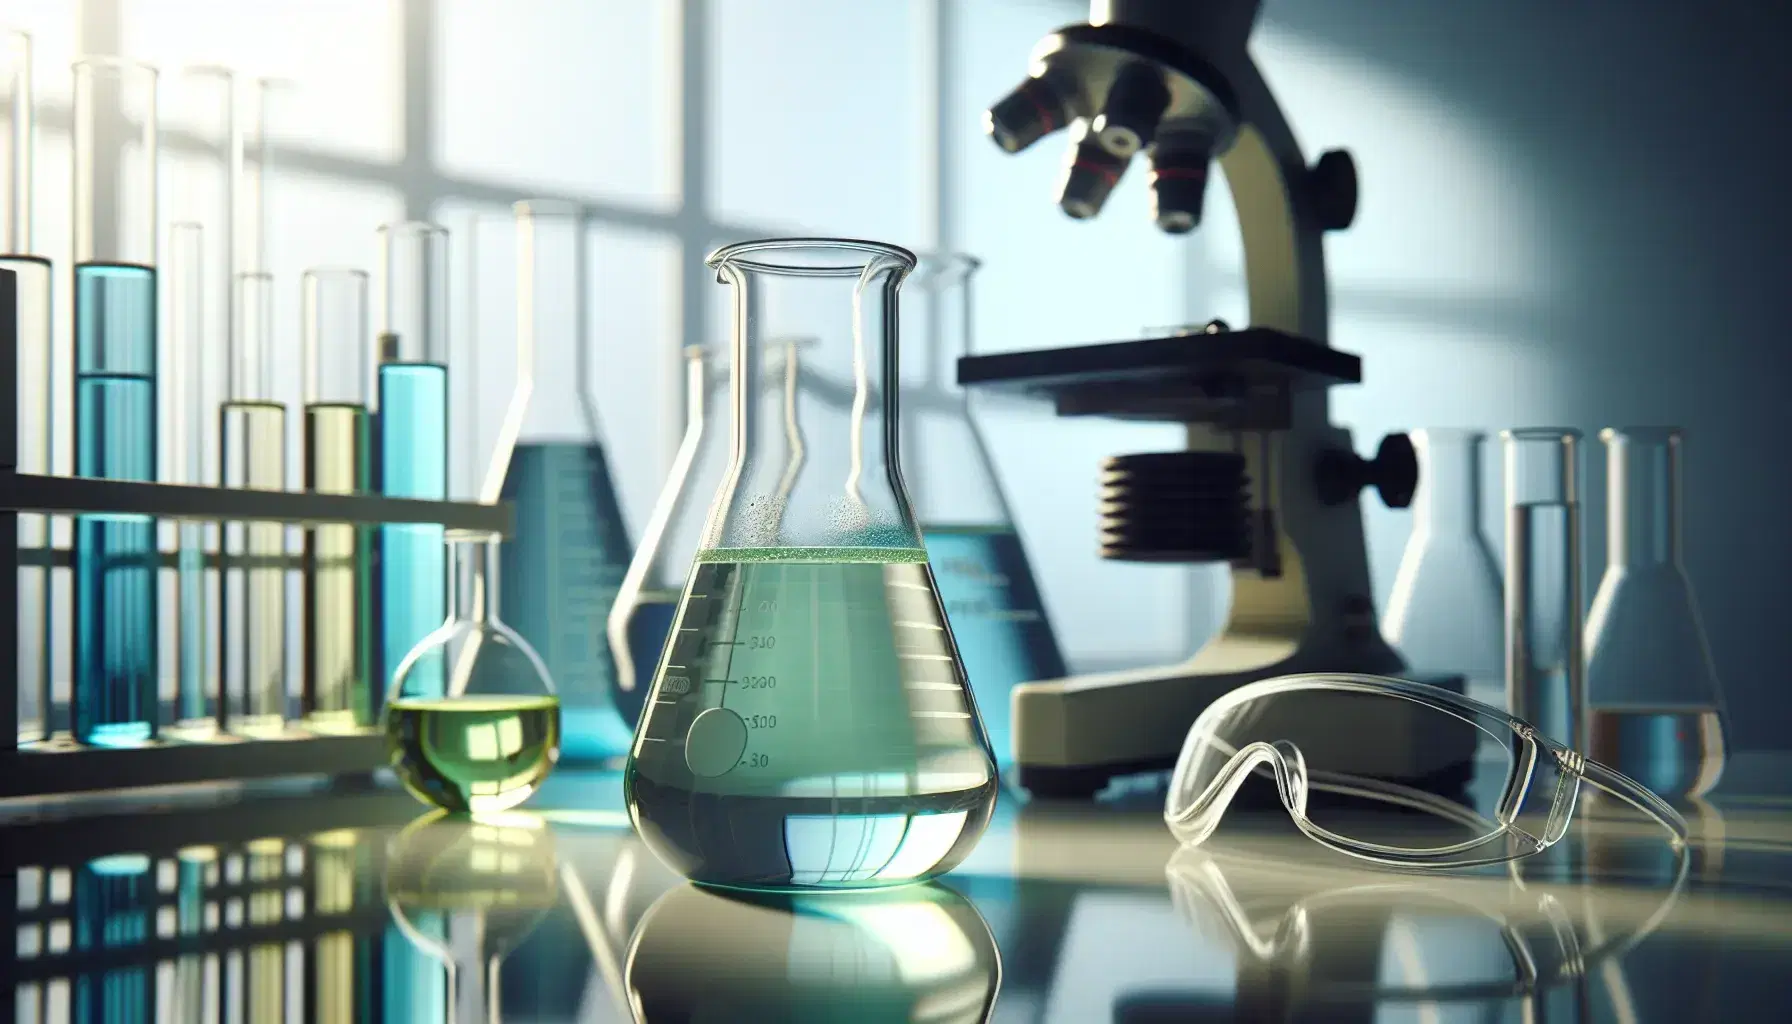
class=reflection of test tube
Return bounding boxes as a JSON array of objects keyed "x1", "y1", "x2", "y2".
[
  {"x1": 3, "y1": 30, "x2": 54, "y2": 743},
  {"x1": 303, "y1": 268, "x2": 374, "y2": 730},
  {"x1": 169, "y1": 222, "x2": 215, "y2": 733},
  {"x1": 220, "y1": 272, "x2": 288, "y2": 736},
  {"x1": 375, "y1": 223, "x2": 451, "y2": 701},
  {"x1": 71, "y1": 57, "x2": 160, "y2": 746},
  {"x1": 1503, "y1": 428, "x2": 1584, "y2": 750}
]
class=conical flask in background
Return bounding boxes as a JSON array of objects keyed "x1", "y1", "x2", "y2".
[
  {"x1": 906, "y1": 253, "x2": 1066, "y2": 768},
  {"x1": 608, "y1": 344, "x2": 728, "y2": 729},
  {"x1": 475, "y1": 202, "x2": 637, "y2": 762},
  {"x1": 1585, "y1": 427, "x2": 1726, "y2": 800},
  {"x1": 1380, "y1": 429, "x2": 1505, "y2": 704},
  {"x1": 624, "y1": 238, "x2": 998, "y2": 892}
]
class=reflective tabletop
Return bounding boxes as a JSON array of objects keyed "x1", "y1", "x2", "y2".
[{"x1": 4, "y1": 760, "x2": 1790, "y2": 1023}]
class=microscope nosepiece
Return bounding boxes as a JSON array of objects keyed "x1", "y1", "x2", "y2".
[
  {"x1": 985, "y1": 75, "x2": 1071, "y2": 155},
  {"x1": 1058, "y1": 127, "x2": 1129, "y2": 220},
  {"x1": 1091, "y1": 63, "x2": 1171, "y2": 158},
  {"x1": 1148, "y1": 144, "x2": 1213, "y2": 234}
]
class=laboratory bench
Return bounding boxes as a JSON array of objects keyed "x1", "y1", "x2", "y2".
[{"x1": 2, "y1": 756, "x2": 1790, "y2": 1023}]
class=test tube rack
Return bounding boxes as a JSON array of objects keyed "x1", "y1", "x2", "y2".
[{"x1": 0, "y1": 267, "x2": 513, "y2": 800}]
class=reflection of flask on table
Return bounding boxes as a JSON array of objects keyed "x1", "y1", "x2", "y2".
[
  {"x1": 384, "y1": 812, "x2": 560, "y2": 1024},
  {"x1": 626, "y1": 882, "x2": 1000, "y2": 1020},
  {"x1": 907, "y1": 254, "x2": 1065, "y2": 767},
  {"x1": 1585, "y1": 427, "x2": 1726, "y2": 800},
  {"x1": 625, "y1": 239, "x2": 998, "y2": 892},
  {"x1": 484, "y1": 203, "x2": 635, "y2": 762},
  {"x1": 1381, "y1": 428, "x2": 1503, "y2": 704},
  {"x1": 374, "y1": 222, "x2": 451, "y2": 705},
  {"x1": 609, "y1": 345, "x2": 724, "y2": 730},
  {"x1": 71, "y1": 58, "x2": 160, "y2": 746}
]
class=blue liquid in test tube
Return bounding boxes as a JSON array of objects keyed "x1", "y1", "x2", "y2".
[
  {"x1": 377, "y1": 361, "x2": 448, "y2": 698},
  {"x1": 73, "y1": 262, "x2": 159, "y2": 746}
]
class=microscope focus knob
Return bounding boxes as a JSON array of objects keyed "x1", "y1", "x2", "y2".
[
  {"x1": 1316, "y1": 433, "x2": 1418, "y2": 509},
  {"x1": 1308, "y1": 149, "x2": 1359, "y2": 232}
]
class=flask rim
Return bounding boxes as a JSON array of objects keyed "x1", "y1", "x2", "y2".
[{"x1": 707, "y1": 237, "x2": 916, "y2": 278}]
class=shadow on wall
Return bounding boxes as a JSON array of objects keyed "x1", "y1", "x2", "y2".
[{"x1": 1202, "y1": 0, "x2": 1792, "y2": 750}]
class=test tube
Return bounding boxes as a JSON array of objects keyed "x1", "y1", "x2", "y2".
[
  {"x1": 302, "y1": 268, "x2": 374, "y2": 731},
  {"x1": 219, "y1": 271, "x2": 287, "y2": 736},
  {"x1": 1503, "y1": 428, "x2": 1584, "y2": 750},
  {"x1": 168, "y1": 222, "x2": 215, "y2": 734},
  {"x1": 3, "y1": 30, "x2": 54, "y2": 743},
  {"x1": 71, "y1": 57, "x2": 160, "y2": 746},
  {"x1": 374, "y1": 222, "x2": 450, "y2": 702}
]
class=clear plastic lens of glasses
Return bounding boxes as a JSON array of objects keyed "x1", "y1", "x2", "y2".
[
  {"x1": 624, "y1": 239, "x2": 998, "y2": 892},
  {"x1": 1585, "y1": 428, "x2": 1726, "y2": 800},
  {"x1": 1167, "y1": 685, "x2": 1504, "y2": 853},
  {"x1": 1381, "y1": 429, "x2": 1504, "y2": 703}
]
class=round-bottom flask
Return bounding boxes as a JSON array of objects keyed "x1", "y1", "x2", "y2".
[
  {"x1": 624, "y1": 239, "x2": 999, "y2": 892},
  {"x1": 386, "y1": 533, "x2": 562, "y2": 814}
]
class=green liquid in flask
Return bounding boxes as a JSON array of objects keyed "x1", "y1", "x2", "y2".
[
  {"x1": 624, "y1": 547, "x2": 999, "y2": 892},
  {"x1": 386, "y1": 695, "x2": 562, "y2": 813}
]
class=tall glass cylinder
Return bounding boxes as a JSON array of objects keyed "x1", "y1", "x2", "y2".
[
  {"x1": 303, "y1": 268, "x2": 374, "y2": 731},
  {"x1": 1502, "y1": 428, "x2": 1583, "y2": 750},
  {"x1": 374, "y1": 222, "x2": 450, "y2": 703},
  {"x1": 168, "y1": 222, "x2": 214, "y2": 734},
  {"x1": 1586, "y1": 427, "x2": 1726, "y2": 800},
  {"x1": 4, "y1": 30, "x2": 54, "y2": 743},
  {"x1": 219, "y1": 271, "x2": 287, "y2": 736},
  {"x1": 71, "y1": 57, "x2": 159, "y2": 746},
  {"x1": 1381, "y1": 429, "x2": 1505, "y2": 702}
]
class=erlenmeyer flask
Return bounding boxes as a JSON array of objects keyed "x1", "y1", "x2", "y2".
[
  {"x1": 1585, "y1": 427, "x2": 1726, "y2": 800},
  {"x1": 480, "y1": 202, "x2": 637, "y2": 762},
  {"x1": 907, "y1": 252, "x2": 1067, "y2": 767},
  {"x1": 1380, "y1": 428, "x2": 1505, "y2": 703},
  {"x1": 608, "y1": 344, "x2": 726, "y2": 730},
  {"x1": 385, "y1": 204, "x2": 561, "y2": 816},
  {"x1": 385, "y1": 811, "x2": 561, "y2": 1024},
  {"x1": 624, "y1": 238, "x2": 998, "y2": 892}
]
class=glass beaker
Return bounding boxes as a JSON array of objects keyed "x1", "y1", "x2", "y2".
[
  {"x1": 384, "y1": 811, "x2": 561, "y2": 1024},
  {"x1": 1381, "y1": 429, "x2": 1504, "y2": 703},
  {"x1": 1502, "y1": 428, "x2": 1585, "y2": 750},
  {"x1": 1585, "y1": 427, "x2": 1726, "y2": 800},
  {"x1": 385, "y1": 208, "x2": 561, "y2": 815},
  {"x1": 907, "y1": 253, "x2": 1066, "y2": 768},
  {"x1": 481, "y1": 202, "x2": 638, "y2": 763},
  {"x1": 608, "y1": 344, "x2": 726, "y2": 730},
  {"x1": 624, "y1": 238, "x2": 998, "y2": 892}
]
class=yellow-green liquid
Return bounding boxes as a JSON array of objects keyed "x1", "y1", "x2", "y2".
[
  {"x1": 304, "y1": 403, "x2": 373, "y2": 731},
  {"x1": 386, "y1": 695, "x2": 563, "y2": 813}
]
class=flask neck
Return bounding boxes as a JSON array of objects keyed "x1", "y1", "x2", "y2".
[
  {"x1": 1413, "y1": 430, "x2": 1482, "y2": 534},
  {"x1": 1606, "y1": 431, "x2": 1680, "y2": 568},
  {"x1": 447, "y1": 532, "x2": 502, "y2": 622}
]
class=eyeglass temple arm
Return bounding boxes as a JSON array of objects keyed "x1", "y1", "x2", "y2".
[{"x1": 1576, "y1": 757, "x2": 1690, "y2": 848}]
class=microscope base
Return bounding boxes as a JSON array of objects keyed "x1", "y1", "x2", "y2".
[{"x1": 1010, "y1": 657, "x2": 1464, "y2": 800}]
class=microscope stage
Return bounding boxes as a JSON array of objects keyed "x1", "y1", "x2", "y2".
[{"x1": 957, "y1": 327, "x2": 1360, "y2": 425}]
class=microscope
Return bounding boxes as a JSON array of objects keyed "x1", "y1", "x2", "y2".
[{"x1": 960, "y1": 0, "x2": 1438, "y2": 798}]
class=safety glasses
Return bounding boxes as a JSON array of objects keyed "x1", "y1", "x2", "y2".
[{"x1": 1165, "y1": 674, "x2": 1688, "y2": 868}]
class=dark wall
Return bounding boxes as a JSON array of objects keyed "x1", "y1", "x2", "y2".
[{"x1": 1261, "y1": 0, "x2": 1792, "y2": 750}]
